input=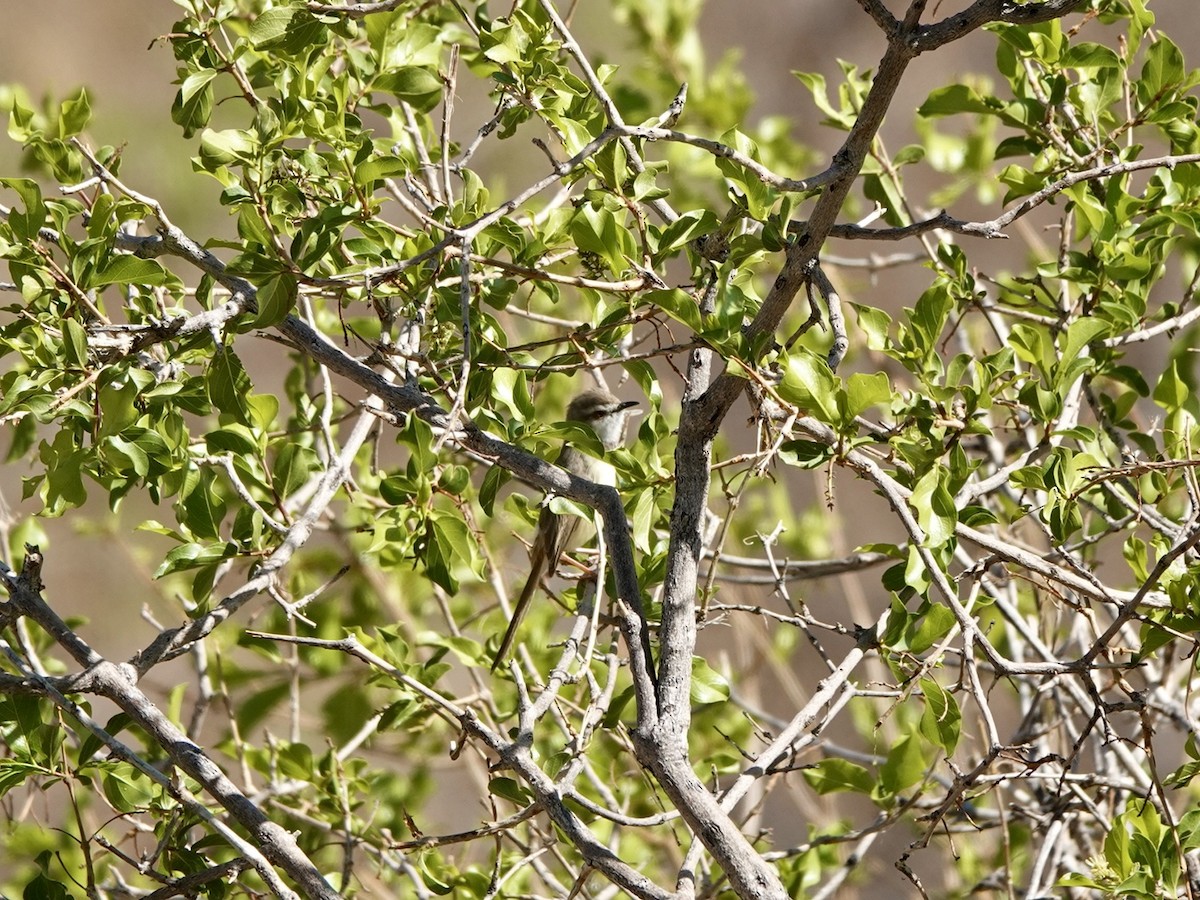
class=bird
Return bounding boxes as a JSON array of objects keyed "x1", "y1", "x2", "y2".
[{"x1": 491, "y1": 388, "x2": 639, "y2": 671}]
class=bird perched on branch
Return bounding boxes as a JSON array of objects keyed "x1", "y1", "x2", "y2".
[{"x1": 491, "y1": 388, "x2": 639, "y2": 671}]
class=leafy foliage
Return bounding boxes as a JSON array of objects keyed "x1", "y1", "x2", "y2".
[{"x1": 3, "y1": 0, "x2": 1200, "y2": 898}]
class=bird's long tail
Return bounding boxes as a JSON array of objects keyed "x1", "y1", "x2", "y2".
[{"x1": 491, "y1": 540, "x2": 546, "y2": 671}]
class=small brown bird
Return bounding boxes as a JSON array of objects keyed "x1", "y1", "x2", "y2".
[{"x1": 491, "y1": 388, "x2": 638, "y2": 671}]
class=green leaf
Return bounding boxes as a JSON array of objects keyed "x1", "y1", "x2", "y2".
[
  {"x1": 647, "y1": 287, "x2": 702, "y2": 333},
  {"x1": 569, "y1": 204, "x2": 632, "y2": 274},
  {"x1": 892, "y1": 144, "x2": 926, "y2": 166},
  {"x1": 172, "y1": 72, "x2": 214, "y2": 138},
  {"x1": 959, "y1": 505, "x2": 998, "y2": 527},
  {"x1": 43, "y1": 441, "x2": 88, "y2": 513},
  {"x1": 199, "y1": 128, "x2": 258, "y2": 168},
  {"x1": 98, "y1": 378, "x2": 139, "y2": 437},
  {"x1": 778, "y1": 439, "x2": 832, "y2": 469},
  {"x1": 780, "y1": 350, "x2": 839, "y2": 422},
  {"x1": 908, "y1": 603, "x2": 955, "y2": 654},
  {"x1": 918, "y1": 84, "x2": 998, "y2": 118},
  {"x1": 1061, "y1": 42, "x2": 1122, "y2": 70},
  {"x1": 863, "y1": 172, "x2": 906, "y2": 227},
  {"x1": 273, "y1": 443, "x2": 319, "y2": 497},
  {"x1": 1139, "y1": 36, "x2": 1185, "y2": 101},
  {"x1": 1123, "y1": 535, "x2": 1149, "y2": 583},
  {"x1": 909, "y1": 283, "x2": 954, "y2": 357},
  {"x1": 715, "y1": 128, "x2": 776, "y2": 219},
  {"x1": 852, "y1": 303, "x2": 892, "y2": 352},
  {"x1": 418, "y1": 850, "x2": 456, "y2": 896},
  {"x1": 654, "y1": 209, "x2": 720, "y2": 258},
  {"x1": 182, "y1": 469, "x2": 228, "y2": 541},
  {"x1": 154, "y1": 541, "x2": 237, "y2": 578},
  {"x1": 21, "y1": 873, "x2": 71, "y2": 899},
  {"x1": 375, "y1": 67, "x2": 444, "y2": 111},
  {"x1": 439, "y1": 465, "x2": 471, "y2": 496},
  {"x1": 690, "y1": 656, "x2": 731, "y2": 705},
  {"x1": 178, "y1": 69, "x2": 216, "y2": 107},
  {"x1": 802, "y1": 758, "x2": 874, "y2": 795},
  {"x1": 91, "y1": 255, "x2": 170, "y2": 287},
  {"x1": 480, "y1": 15, "x2": 532, "y2": 66},
  {"x1": 207, "y1": 347, "x2": 252, "y2": 424},
  {"x1": 249, "y1": 7, "x2": 296, "y2": 47},
  {"x1": 423, "y1": 511, "x2": 482, "y2": 592},
  {"x1": 879, "y1": 734, "x2": 926, "y2": 796},
  {"x1": 100, "y1": 763, "x2": 159, "y2": 812},
  {"x1": 1153, "y1": 359, "x2": 1190, "y2": 411},
  {"x1": 479, "y1": 465, "x2": 507, "y2": 517},
  {"x1": 206, "y1": 425, "x2": 259, "y2": 457},
  {"x1": 919, "y1": 677, "x2": 961, "y2": 754},
  {"x1": 379, "y1": 474, "x2": 414, "y2": 506},
  {"x1": 998, "y1": 163, "x2": 1047, "y2": 201},
  {"x1": 59, "y1": 87, "x2": 92, "y2": 136},
  {"x1": 254, "y1": 272, "x2": 297, "y2": 328},
  {"x1": 1165, "y1": 759, "x2": 1200, "y2": 789},
  {"x1": 842, "y1": 371, "x2": 893, "y2": 421},
  {"x1": 276, "y1": 742, "x2": 315, "y2": 780},
  {"x1": 0, "y1": 178, "x2": 47, "y2": 240},
  {"x1": 488, "y1": 777, "x2": 530, "y2": 804},
  {"x1": 629, "y1": 488, "x2": 655, "y2": 553},
  {"x1": 909, "y1": 467, "x2": 957, "y2": 548},
  {"x1": 62, "y1": 318, "x2": 88, "y2": 369},
  {"x1": 792, "y1": 70, "x2": 855, "y2": 129},
  {"x1": 105, "y1": 434, "x2": 151, "y2": 478},
  {"x1": 78, "y1": 713, "x2": 133, "y2": 767},
  {"x1": 630, "y1": 167, "x2": 668, "y2": 202},
  {"x1": 354, "y1": 156, "x2": 411, "y2": 188},
  {"x1": 1059, "y1": 317, "x2": 1109, "y2": 365},
  {"x1": 3, "y1": 693, "x2": 46, "y2": 735}
]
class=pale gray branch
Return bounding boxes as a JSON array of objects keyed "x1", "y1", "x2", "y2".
[{"x1": 1, "y1": 553, "x2": 335, "y2": 900}]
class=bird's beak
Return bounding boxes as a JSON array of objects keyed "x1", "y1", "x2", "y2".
[{"x1": 618, "y1": 400, "x2": 641, "y2": 415}]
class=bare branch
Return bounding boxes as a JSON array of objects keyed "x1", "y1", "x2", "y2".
[{"x1": 1, "y1": 554, "x2": 335, "y2": 900}]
